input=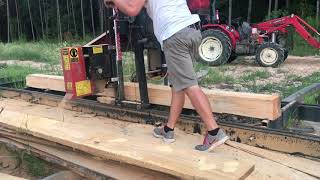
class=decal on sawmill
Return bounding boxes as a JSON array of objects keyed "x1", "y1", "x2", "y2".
[
  {"x1": 62, "y1": 49, "x2": 70, "y2": 70},
  {"x1": 70, "y1": 48, "x2": 79, "y2": 63},
  {"x1": 75, "y1": 80, "x2": 92, "y2": 96},
  {"x1": 66, "y1": 82, "x2": 73, "y2": 91},
  {"x1": 93, "y1": 46, "x2": 103, "y2": 54}
]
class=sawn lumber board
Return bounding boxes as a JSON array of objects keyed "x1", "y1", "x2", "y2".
[
  {"x1": 26, "y1": 74, "x2": 281, "y2": 120},
  {"x1": 0, "y1": 137, "x2": 176, "y2": 180},
  {"x1": 0, "y1": 109, "x2": 255, "y2": 180}
]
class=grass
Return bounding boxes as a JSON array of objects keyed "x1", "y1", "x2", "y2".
[
  {"x1": 122, "y1": 52, "x2": 136, "y2": 81},
  {"x1": 285, "y1": 110, "x2": 298, "y2": 129},
  {"x1": 242, "y1": 71, "x2": 320, "y2": 98},
  {"x1": 23, "y1": 154, "x2": 54, "y2": 177},
  {"x1": 194, "y1": 62, "x2": 235, "y2": 86},
  {"x1": 199, "y1": 68, "x2": 235, "y2": 86},
  {"x1": 303, "y1": 93, "x2": 320, "y2": 105},
  {"x1": 3, "y1": 145, "x2": 56, "y2": 178},
  {"x1": 0, "y1": 65, "x2": 60, "y2": 88},
  {"x1": 0, "y1": 40, "x2": 89, "y2": 64},
  {"x1": 291, "y1": 33, "x2": 320, "y2": 56},
  {"x1": 240, "y1": 70, "x2": 271, "y2": 82}
]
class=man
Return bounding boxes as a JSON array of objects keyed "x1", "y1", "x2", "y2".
[{"x1": 104, "y1": 0, "x2": 229, "y2": 151}]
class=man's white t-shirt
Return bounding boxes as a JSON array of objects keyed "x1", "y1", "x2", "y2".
[{"x1": 145, "y1": 0, "x2": 200, "y2": 47}]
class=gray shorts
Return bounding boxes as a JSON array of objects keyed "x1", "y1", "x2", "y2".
[{"x1": 163, "y1": 27, "x2": 202, "y2": 91}]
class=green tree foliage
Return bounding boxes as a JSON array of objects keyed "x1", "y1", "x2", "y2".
[
  {"x1": 0, "y1": 0, "x2": 102, "y2": 42},
  {"x1": 0, "y1": 0, "x2": 318, "y2": 42}
]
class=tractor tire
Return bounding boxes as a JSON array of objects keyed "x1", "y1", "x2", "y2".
[
  {"x1": 283, "y1": 49, "x2": 289, "y2": 61},
  {"x1": 198, "y1": 29, "x2": 232, "y2": 66},
  {"x1": 255, "y1": 43, "x2": 285, "y2": 68},
  {"x1": 228, "y1": 52, "x2": 237, "y2": 63}
]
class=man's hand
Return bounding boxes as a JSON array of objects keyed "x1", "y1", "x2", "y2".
[{"x1": 104, "y1": 0, "x2": 115, "y2": 8}]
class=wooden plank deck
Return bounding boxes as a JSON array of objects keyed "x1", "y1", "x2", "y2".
[
  {"x1": 0, "y1": 100, "x2": 255, "y2": 180},
  {"x1": 1, "y1": 99, "x2": 318, "y2": 180}
]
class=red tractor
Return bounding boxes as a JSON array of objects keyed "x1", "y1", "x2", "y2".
[{"x1": 188, "y1": 0, "x2": 320, "y2": 67}]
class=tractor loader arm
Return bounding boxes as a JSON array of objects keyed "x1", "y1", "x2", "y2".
[
  {"x1": 290, "y1": 15, "x2": 320, "y2": 49},
  {"x1": 256, "y1": 15, "x2": 320, "y2": 49}
]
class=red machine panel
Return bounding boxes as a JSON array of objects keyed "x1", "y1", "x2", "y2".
[
  {"x1": 61, "y1": 47, "x2": 93, "y2": 99},
  {"x1": 188, "y1": 0, "x2": 210, "y2": 11}
]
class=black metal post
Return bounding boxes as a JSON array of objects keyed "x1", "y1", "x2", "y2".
[
  {"x1": 210, "y1": 0, "x2": 216, "y2": 24},
  {"x1": 228, "y1": 0, "x2": 232, "y2": 27},
  {"x1": 134, "y1": 43, "x2": 150, "y2": 108},
  {"x1": 116, "y1": 60, "x2": 125, "y2": 102}
]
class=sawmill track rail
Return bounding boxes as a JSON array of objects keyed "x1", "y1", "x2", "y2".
[{"x1": 0, "y1": 84, "x2": 319, "y2": 159}]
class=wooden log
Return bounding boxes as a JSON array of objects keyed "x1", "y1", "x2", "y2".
[
  {"x1": 0, "y1": 109, "x2": 255, "y2": 180},
  {"x1": 26, "y1": 74, "x2": 281, "y2": 120}
]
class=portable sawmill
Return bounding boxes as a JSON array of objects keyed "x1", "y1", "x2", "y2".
[{"x1": 61, "y1": 8, "x2": 165, "y2": 106}]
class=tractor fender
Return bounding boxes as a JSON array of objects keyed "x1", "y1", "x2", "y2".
[{"x1": 201, "y1": 24, "x2": 239, "y2": 49}]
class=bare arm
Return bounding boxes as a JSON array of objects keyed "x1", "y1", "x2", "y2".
[{"x1": 104, "y1": 0, "x2": 145, "y2": 16}]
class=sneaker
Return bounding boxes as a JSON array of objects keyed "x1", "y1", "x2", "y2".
[
  {"x1": 153, "y1": 126, "x2": 175, "y2": 143},
  {"x1": 195, "y1": 129, "x2": 229, "y2": 151}
]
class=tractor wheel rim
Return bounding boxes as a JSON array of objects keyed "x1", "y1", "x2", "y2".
[
  {"x1": 260, "y1": 48, "x2": 278, "y2": 65},
  {"x1": 199, "y1": 37, "x2": 223, "y2": 62}
]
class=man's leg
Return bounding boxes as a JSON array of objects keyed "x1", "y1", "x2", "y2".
[
  {"x1": 184, "y1": 85, "x2": 229, "y2": 151},
  {"x1": 166, "y1": 88, "x2": 185, "y2": 129},
  {"x1": 184, "y1": 85, "x2": 218, "y2": 130},
  {"x1": 153, "y1": 88, "x2": 184, "y2": 143}
]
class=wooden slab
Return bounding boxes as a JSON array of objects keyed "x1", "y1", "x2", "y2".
[
  {"x1": 225, "y1": 141, "x2": 320, "y2": 178},
  {"x1": 1, "y1": 99, "x2": 318, "y2": 180},
  {"x1": 26, "y1": 74, "x2": 281, "y2": 120},
  {"x1": 0, "y1": 109, "x2": 255, "y2": 180},
  {"x1": 0, "y1": 137, "x2": 177, "y2": 180},
  {"x1": 0, "y1": 173, "x2": 26, "y2": 180}
]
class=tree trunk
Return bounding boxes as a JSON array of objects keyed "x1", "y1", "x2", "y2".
[
  {"x1": 43, "y1": 0, "x2": 49, "y2": 36},
  {"x1": 286, "y1": 0, "x2": 290, "y2": 9},
  {"x1": 268, "y1": 0, "x2": 272, "y2": 19},
  {"x1": 228, "y1": 0, "x2": 232, "y2": 26},
  {"x1": 274, "y1": 0, "x2": 278, "y2": 11},
  {"x1": 39, "y1": 0, "x2": 44, "y2": 39},
  {"x1": 67, "y1": 0, "x2": 70, "y2": 32},
  {"x1": 27, "y1": 0, "x2": 35, "y2": 41},
  {"x1": 14, "y1": 0, "x2": 21, "y2": 40},
  {"x1": 81, "y1": 0, "x2": 85, "y2": 38},
  {"x1": 99, "y1": 0, "x2": 104, "y2": 33},
  {"x1": 7, "y1": 0, "x2": 10, "y2": 43},
  {"x1": 57, "y1": 0, "x2": 62, "y2": 41},
  {"x1": 247, "y1": 0, "x2": 252, "y2": 23},
  {"x1": 90, "y1": 0, "x2": 95, "y2": 36},
  {"x1": 317, "y1": 0, "x2": 319, "y2": 35},
  {"x1": 70, "y1": 0, "x2": 77, "y2": 36}
]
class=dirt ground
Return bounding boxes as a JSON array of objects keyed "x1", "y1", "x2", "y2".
[
  {"x1": 0, "y1": 145, "x2": 32, "y2": 179},
  {"x1": 233, "y1": 56, "x2": 320, "y2": 84},
  {"x1": 1, "y1": 55, "x2": 320, "y2": 84},
  {"x1": 0, "y1": 144, "x2": 62, "y2": 180},
  {"x1": 204, "y1": 55, "x2": 320, "y2": 91}
]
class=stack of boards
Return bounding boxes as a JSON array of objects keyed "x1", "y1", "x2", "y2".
[
  {"x1": 0, "y1": 74, "x2": 318, "y2": 179},
  {"x1": 0, "y1": 98, "x2": 255, "y2": 180}
]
